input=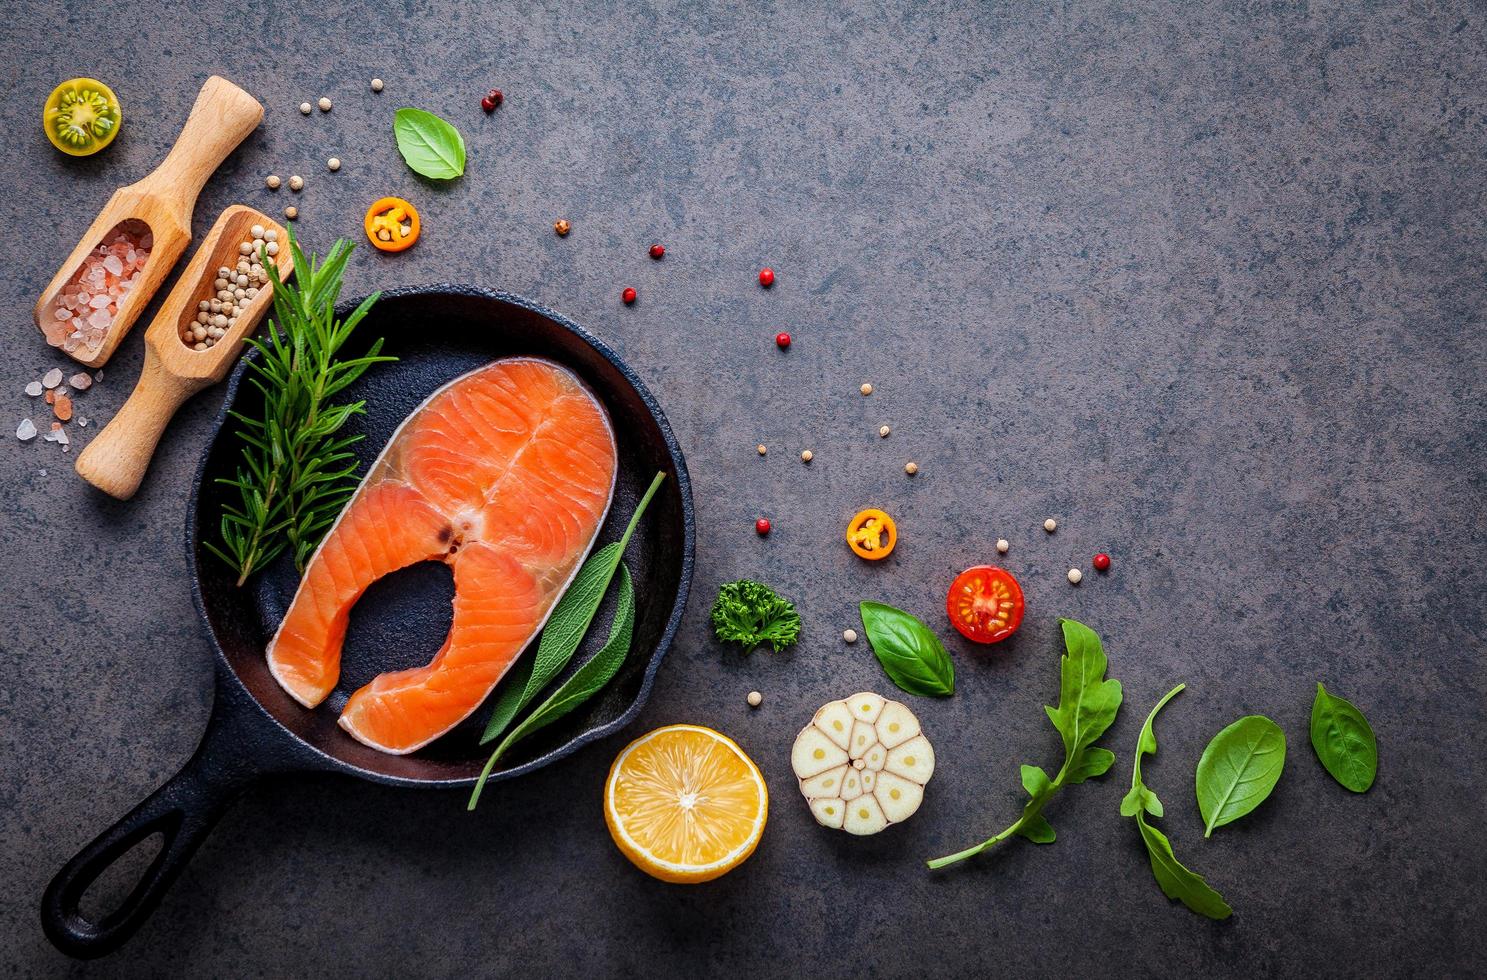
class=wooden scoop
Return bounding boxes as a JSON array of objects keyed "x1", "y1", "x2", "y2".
[
  {"x1": 75, "y1": 206, "x2": 294, "y2": 500},
  {"x1": 34, "y1": 76, "x2": 263, "y2": 368}
]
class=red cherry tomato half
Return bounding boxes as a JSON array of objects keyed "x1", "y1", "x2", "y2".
[{"x1": 946, "y1": 565, "x2": 1025, "y2": 644}]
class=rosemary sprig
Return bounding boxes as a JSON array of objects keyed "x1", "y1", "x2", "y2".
[{"x1": 204, "y1": 228, "x2": 394, "y2": 585}]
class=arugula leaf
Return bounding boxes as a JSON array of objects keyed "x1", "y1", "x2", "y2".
[
  {"x1": 479, "y1": 473, "x2": 665, "y2": 746},
  {"x1": 926, "y1": 618, "x2": 1121, "y2": 869},
  {"x1": 393, "y1": 108, "x2": 466, "y2": 179},
  {"x1": 1310, "y1": 682, "x2": 1377, "y2": 793},
  {"x1": 711, "y1": 581, "x2": 802, "y2": 653},
  {"x1": 1195, "y1": 715, "x2": 1286, "y2": 836},
  {"x1": 859, "y1": 601, "x2": 955, "y2": 697},
  {"x1": 1121, "y1": 684, "x2": 1232, "y2": 920},
  {"x1": 467, "y1": 565, "x2": 634, "y2": 810}
]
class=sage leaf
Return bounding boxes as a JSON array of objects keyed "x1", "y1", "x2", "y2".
[
  {"x1": 480, "y1": 472, "x2": 666, "y2": 746},
  {"x1": 859, "y1": 601, "x2": 955, "y2": 697},
  {"x1": 1122, "y1": 684, "x2": 1231, "y2": 920},
  {"x1": 467, "y1": 565, "x2": 635, "y2": 810},
  {"x1": 1195, "y1": 715, "x2": 1286, "y2": 836},
  {"x1": 393, "y1": 107, "x2": 466, "y2": 179},
  {"x1": 1310, "y1": 682, "x2": 1377, "y2": 792}
]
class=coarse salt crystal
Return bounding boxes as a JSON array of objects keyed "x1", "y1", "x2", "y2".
[
  {"x1": 24, "y1": 381, "x2": 43, "y2": 397},
  {"x1": 53, "y1": 307, "x2": 71, "y2": 320},
  {"x1": 42, "y1": 368, "x2": 63, "y2": 388},
  {"x1": 89, "y1": 294, "x2": 112, "y2": 309},
  {"x1": 69, "y1": 373, "x2": 93, "y2": 391},
  {"x1": 87, "y1": 309, "x2": 112, "y2": 330},
  {"x1": 16, "y1": 419, "x2": 36, "y2": 441},
  {"x1": 102, "y1": 255, "x2": 124, "y2": 275}
]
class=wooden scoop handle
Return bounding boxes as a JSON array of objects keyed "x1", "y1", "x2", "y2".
[
  {"x1": 74, "y1": 346, "x2": 207, "y2": 500},
  {"x1": 130, "y1": 76, "x2": 263, "y2": 217}
]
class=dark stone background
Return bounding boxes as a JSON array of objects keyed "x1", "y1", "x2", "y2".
[{"x1": 2, "y1": 1, "x2": 1483, "y2": 976}]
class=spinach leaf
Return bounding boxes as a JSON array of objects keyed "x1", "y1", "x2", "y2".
[
  {"x1": 926, "y1": 619, "x2": 1122, "y2": 869},
  {"x1": 1195, "y1": 715, "x2": 1286, "y2": 836},
  {"x1": 859, "y1": 601, "x2": 954, "y2": 697},
  {"x1": 1310, "y1": 682, "x2": 1377, "y2": 792},
  {"x1": 393, "y1": 108, "x2": 466, "y2": 179},
  {"x1": 467, "y1": 565, "x2": 635, "y2": 810},
  {"x1": 1121, "y1": 684, "x2": 1232, "y2": 920}
]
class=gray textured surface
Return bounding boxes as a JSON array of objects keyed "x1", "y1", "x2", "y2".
[{"x1": 2, "y1": 1, "x2": 1484, "y2": 976}]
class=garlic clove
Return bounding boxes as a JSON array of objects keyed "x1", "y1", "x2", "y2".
[
  {"x1": 841, "y1": 767, "x2": 863, "y2": 801},
  {"x1": 875, "y1": 700, "x2": 921, "y2": 749},
  {"x1": 848, "y1": 720, "x2": 877, "y2": 759},
  {"x1": 800, "y1": 765, "x2": 848, "y2": 799},
  {"x1": 847, "y1": 692, "x2": 885, "y2": 723},
  {"x1": 810, "y1": 798, "x2": 846, "y2": 829},
  {"x1": 843, "y1": 794, "x2": 889, "y2": 835},
  {"x1": 874, "y1": 771, "x2": 924, "y2": 823},
  {"x1": 884, "y1": 735, "x2": 935, "y2": 784},
  {"x1": 793, "y1": 727, "x2": 849, "y2": 778},
  {"x1": 813, "y1": 700, "x2": 855, "y2": 750}
]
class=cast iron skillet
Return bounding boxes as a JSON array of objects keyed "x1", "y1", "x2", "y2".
[{"x1": 41, "y1": 286, "x2": 695, "y2": 959}]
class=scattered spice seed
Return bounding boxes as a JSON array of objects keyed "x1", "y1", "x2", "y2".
[
  {"x1": 265, "y1": 175, "x2": 281, "y2": 190},
  {"x1": 747, "y1": 691, "x2": 763, "y2": 708},
  {"x1": 1044, "y1": 518, "x2": 1057, "y2": 532},
  {"x1": 996, "y1": 538, "x2": 1010, "y2": 554},
  {"x1": 775, "y1": 331, "x2": 791, "y2": 349},
  {"x1": 649, "y1": 243, "x2": 665, "y2": 260},
  {"x1": 758, "y1": 267, "x2": 775, "y2": 288},
  {"x1": 860, "y1": 383, "x2": 873, "y2": 396},
  {"x1": 288, "y1": 175, "x2": 304, "y2": 192},
  {"x1": 1093, "y1": 553, "x2": 1111, "y2": 572},
  {"x1": 621, "y1": 287, "x2": 637, "y2": 305},
  {"x1": 43, "y1": 369, "x2": 63, "y2": 389},
  {"x1": 905, "y1": 462, "x2": 918, "y2": 475},
  {"x1": 879, "y1": 425, "x2": 891, "y2": 437},
  {"x1": 299, "y1": 102, "x2": 312, "y2": 115},
  {"x1": 327, "y1": 158, "x2": 341, "y2": 172},
  {"x1": 285, "y1": 206, "x2": 299, "y2": 221},
  {"x1": 318, "y1": 97, "x2": 332, "y2": 112},
  {"x1": 371, "y1": 78, "x2": 384, "y2": 92},
  {"x1": 800, "y1": 450, "x2": 813, "y2": 463},
  {"x1": 843, "y1": 629, "x2": 858, "y2": 644},
  {"x1": 756, "y1": 444, "x2": 767, "y2": 456},
  {"x1": 755, "y1": 518, "x2": 771, "y2": 536},
  {"x1": 1067, "y1": 568, "x2": 1083, "y2": 584},
  {"x1": 481, "y1": 95, "x2": 496, "y2": 113},
  {"x1": 554, "y1": 219, "x2": 570, "y2": 236}
]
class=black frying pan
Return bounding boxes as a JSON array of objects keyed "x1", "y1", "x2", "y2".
[{"x1": 41, "y1": 286, "x2": 695, "y2": 959}]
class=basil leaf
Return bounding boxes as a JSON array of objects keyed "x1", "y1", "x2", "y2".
[
  {"x1": 1195, "y1": 715, "x2": 1286, "y2": 836},
  {"x1": 858, "y1": 601, "x2": 954, "y2": 697},
  {"x1": 393, "y1": 107, "x2": 466, "y2": 179},
  {"x1": 1310, "y1": 682, "x2": 1377, "y2": 792},
  {"x1": 1121, "y1": 684, "x2": 1231, "y2": 920}
]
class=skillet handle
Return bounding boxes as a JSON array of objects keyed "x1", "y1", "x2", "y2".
[{"x1": 40, "y1": 696, "x2": 273, "y2": 959}]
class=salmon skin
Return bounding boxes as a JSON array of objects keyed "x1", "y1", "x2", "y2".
[{"x1": 265, "y1": 357, "x2": 619, "y2": 755}]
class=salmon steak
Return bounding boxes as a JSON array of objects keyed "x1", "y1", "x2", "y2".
[{"x1": 266, "y1": 357, "x2": 619, "y2": 755}]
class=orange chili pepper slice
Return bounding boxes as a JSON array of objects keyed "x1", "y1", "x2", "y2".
[
  {"x1": 847, "y1": 508, "x2": 897, "y2": 560},
  {"x1": 364, "y1": 196, "x2": 421, "y2": 252}
]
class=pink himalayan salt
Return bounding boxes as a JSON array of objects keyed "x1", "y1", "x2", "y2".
[
  {"x1": 41, "y1": 227, "x2": 151, "y2": 348},
  {"x1": 102, "y1": 254, "x2": 124, "y2": 275}
]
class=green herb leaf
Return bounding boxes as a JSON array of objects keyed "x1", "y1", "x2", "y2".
[
  {"x1": 467, "y1": 564, "x2": 635, "y2": 810},
  {"x1": 926, "y1": 618, "x2": 1120, "y2": 869},
  {"x1": 466, "y1": 472, "x2": 665, "y2": 810},
  {"x1": 1310, "y1": 682, "x2": 1377, "y2": 792},
  {"x1": 1195, "y1": 715, "x2": 1286, "y2": 836},
  {"x1": 393, "y1": 107, "x2": 466, "y2": 179},
  {"x1": 1121, "y1": 684, "x2": 1232, "y2": 920},
  {"x1": 710, "y1": 581, "x2": 802, "y2": 653},
  {"x1": 480, "y1": 472, "x2": 665, "y2": 746},
  {"x1": 858, "y1": 601, "x2": 954, "y2": 697},
  {"x1": 211, "y1": 227, "x2": 393, "y2": 584}
]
